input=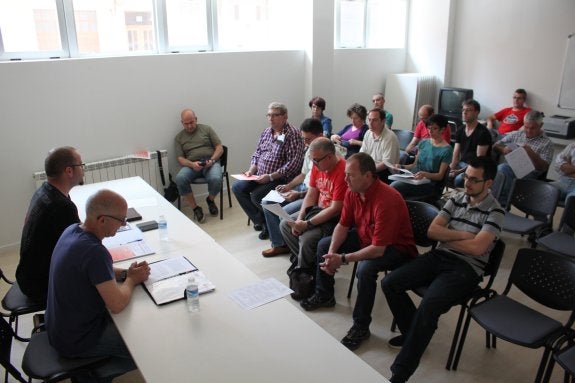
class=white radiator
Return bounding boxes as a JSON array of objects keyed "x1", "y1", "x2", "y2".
[
  {"x1": 385, "y1": 73, "x2": 437, "y2": 131},
  {"x1": 33, "y1": 150, "x2": 169, "y2": 193}
]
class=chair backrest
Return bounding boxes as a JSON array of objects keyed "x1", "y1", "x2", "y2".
[
  {"x1": 406, "y1": 200, "x2": 439, "y2": 248},
  {"x1": 0, "y1": 315, "x2": 27, "y2": 383},
  {"x1": 560, "y1": 196, "x2": 575, "y2": 235},
  {"x1": 482, "y1": 239, "x2": 506, "y2": 290},
  {"x1": 508, "y1": 178, "x2": 560, "y2": 224},
  {"x1": 507, "y1": 248, "x2": 575, "y2": 316},
  {"x1": 392, "y1": 129, "x2": 414, "y2": 151},
  {"x1": 489, "y1": 172, "x2": 505, "y2": 202},
  {"x1": 220, "y1": 145, "x2": 228, "y2": 171}
]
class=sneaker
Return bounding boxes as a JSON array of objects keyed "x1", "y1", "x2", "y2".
[
  {"x1": 193, "y1": 206, "x2": 205, "y2": 223},
  {"x1": 341, "y1": 326, "x2": 371, "y2": 351},
  {"x1": 388, "y1": 335, "x2": 404, "y2": 349},
  {"x1": 300, "y1": 294, "x2": 335, "y2": 311},
  {"x1": 206, "y1": 197, "x2": 218, "y2": 216},
  {"x1": 258, "y1": 227, "x2": 269, "y2": 240}
]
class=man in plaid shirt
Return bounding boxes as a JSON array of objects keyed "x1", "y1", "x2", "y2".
[
  {"x1": 492, "y1": 110, "x2": 553, "y2": 205},
  {"x1": 233, "y1": 102, "x2": 305, "y2": 235}
]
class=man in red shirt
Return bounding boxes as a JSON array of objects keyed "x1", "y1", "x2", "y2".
[
  {"x1": 301, "y1": 152, "x2": 417, "y2": 351},
  {"x1": 486, "y1": 88, "x2": 532, "y2": 136}
]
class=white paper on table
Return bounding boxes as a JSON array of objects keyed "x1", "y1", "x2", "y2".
[
  {"x1": 505, "y1": 146, "x2": 535, "y2": 179},
  {"x1": 262, "y1": 203, "x2": 294, "y2": 221},
  {"x1": 228, "y1": 277, "x2": 293, "y2": 310},
  {"x1": 262, "y1": 189, "x2": 285, "y2": 203},
  {"x1": 146, "y1": 256, "x2": 198, "y2": 284},
  {"x1": 231, "y1": 174, "x2": 259, "y2": 181},
  {"x1": 103, "y1": 224, "x2": 144, "y2": 248}
]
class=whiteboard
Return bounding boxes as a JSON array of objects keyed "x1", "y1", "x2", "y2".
[{"x1": 558, "y1": 33, "x2": 575, "y2": 109}]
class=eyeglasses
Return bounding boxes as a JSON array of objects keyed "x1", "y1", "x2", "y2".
[
  {"x1": 70, "y1": 163, "x2": 85, "y2": 169},
  {"x1": 266, "y1": 113, "x2": 283, "y2": 118},
  {"x1": 463, "y1": 174, "x2": 485, "y2": 184},
  {"x1": 98, "y1": 214, "x2": 128, "y2": 225},
  {"x1": 311, "y1": 154, "x2": 329, "y2": 166}
]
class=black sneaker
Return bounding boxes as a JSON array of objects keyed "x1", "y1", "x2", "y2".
[
  {"x1": 341, "y1": 326, "x2": 371, "y2": 351},
  {"x1": 388, "y1": 335, "x2": 404, "y2": 349},
  {"x1": 300, "y1": 294, "x2": 335, "y2": 311},
  {"x1": 258, "y1": 227, "x2": 269, "y2": 240},
  {"x1": 206, "y1": 197, "x2": 218, "y2": 216},
  {"x1": 193, "y1": 206, "x2": 205, "y2": 223}
]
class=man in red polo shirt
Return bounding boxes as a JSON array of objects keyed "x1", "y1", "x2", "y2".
[
  {"x1": 486, "y1": 88, "x2": 532, "y2": 136},
  {"x1": 300, "y1": 152, "x2": 417, "y2": 351}
]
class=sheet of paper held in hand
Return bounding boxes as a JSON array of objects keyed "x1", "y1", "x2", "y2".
[
  {"x1": 262, "y1": 203, "x2": 294, "y2": 221},
  {"x1": 228, "y1": 277, "x2": 293, "y2": 310},
  {"x1": 231, "y1": 174, "x2": 259, "y2": 181},
  {"x1": 262, "y1": 189, "x2": 285, "y2": 203},
  {"x1": 505, "y1": 146, "x2": 535, "y2": 179}
]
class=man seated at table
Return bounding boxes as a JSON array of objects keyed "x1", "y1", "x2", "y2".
[
  {"x1": 261, "y1": 118, "x2": 324, "y2": 257},
  {"x1": 46, "y1": 189, "x2": 151, "y2": 383},
  {"x1": 279, "y1": 138, "x2": 347, "y2": 273},
  {"x1": 382, "y1": 156, "x2": 504, "y2": 383},
  {"x1": 301, "y1": 153, "x2": 416, "y2": 352},
  {"x1": 16, "y1": 146, "x2": 84, "y2": 304},
  {"x1": 359, "y1": 108, "x2": 400, "y2": 183},
  {"x1": 492, "y1": 110, "x2": 553, "y2": 205},
  {"x1": 486, "y1": 88, "x2": 531, "y2": 139},
  {"x1": 175, "y1": 108, "x2": 224, "y2": 223},
  {"x1": 232, "y1": 102, "x2": 305, "y2": 235}
]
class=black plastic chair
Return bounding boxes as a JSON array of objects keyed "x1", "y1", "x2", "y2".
[
  {"x1": 178, "y1": 145, "x2": 232, "y2": 220},
  {"x1": 393, "y1": 129, "x2": 415, "y2": 165},
  {"x1": 0, "y1": 268, "x2": 45, "y2": 342},
  {"x1": 405, "y1": 165, "x2": 450, "y2": 209},
  {"x1": 502, "y1": 178, "x2": 560, "y2": 247},
  {"x1": 0, "y1": 315, "x2": 27, "y2": 383},
  {"x1": 541, "y1": 331, "x2": 575, "y2": 383},
  {"x1": 22, "y1": 329, "x2": 110, "y2": 383},
  {"x1": 537, "y1": 196, "x2": 575, "y2": 257},
  {"x1": 451, "y1": 248, "x2": 575, "y2": 382},
  {"x1": 347, "y1": 201, "x2": 439, "y2": 299},
  {"x1": 489, "y1": 171, "x2": 505, "y2": 202}
]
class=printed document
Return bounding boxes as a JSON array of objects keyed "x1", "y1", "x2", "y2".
[
  {"x1": 228, "y1": 278, "x2": 292, "y2": 310},
  {"x1": 262, "y1": 203, "x2": 294, "y2": 221},
  {"x1": 505, "y1": 146, "x2": 535, "y2": 179},
  {"x1": 262, "y1": 189, "x2": 285, "y2": 203}
]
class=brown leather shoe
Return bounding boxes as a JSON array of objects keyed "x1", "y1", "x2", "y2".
[{"x1": 262, "y1": 246, "x2": 290, "y2": 257}]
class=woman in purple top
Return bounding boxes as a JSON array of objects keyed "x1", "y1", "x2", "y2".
[{"x1": 330, "y1": 103, "x2": 369, "y2": 158}]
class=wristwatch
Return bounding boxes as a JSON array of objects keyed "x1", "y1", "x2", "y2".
[
  {"x1": 341, "y1": 253, "x2": 348, "y2": 265},
  {"x1": 118, "y1": 270, "x2": 127, "y2": 283}
]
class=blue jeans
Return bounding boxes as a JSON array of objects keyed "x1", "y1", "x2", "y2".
[
  {"x1": 232, "y1": 180, "x2": 282, "y2": 225},
  {"x1": 381, "y1": 250, "x2": 481, "y2": 382},
  {"x1": 315, "y1": 230, "x2": 410, "y2": 329},
  {"x1": 175, "y1": 162, "x2": 222, "y2": 198},
  {"x1": 263, "y1": 196, "x2": 304, "y2": 248},
  {"x1": 452, "y1": 161, "x2": 468, "y2": 187},
  {"x1": 497, "y1": 163, "x2": 541, "y2": 206},
  {"x1": 70, "y1": 318, "x2": 137, "y2": 383},
  {"x1": 551, "y1": 175, "x2": 575, "y2": 204}
]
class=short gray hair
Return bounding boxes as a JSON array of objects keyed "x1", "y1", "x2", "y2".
[
  {"x1": 524, "y1": 110, "x2": 544, "y2": 125},
  {"x1": 309, "y1": 137, "x2": 335, "y2": 155},
  {"x1": 267, "y1": 102, "x2": 287, "y2": 115}
]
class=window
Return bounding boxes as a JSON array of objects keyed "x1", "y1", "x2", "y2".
[
  {"x1": 336, "y1": 0, "x2": 408, "y2": 49},
  {"x1": 0, "y1": 0, "x2": 308, "y2": 61}
]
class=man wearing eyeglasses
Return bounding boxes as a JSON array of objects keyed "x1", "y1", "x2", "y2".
[
  {"x1": 382, "y1": 156, "x2": 504, "y2": 383},
  {"x1": 46, "y1": 189, "x2": 150, "y2": 382},
  {"x1": 16, "y1": 146, "x2": 85, "y2": 304},
  {"x1": 233, "y1": 102, "x2": 305, "y2": 236},
  {"x1": 486, "y1": 88, "x2": 532, "y2": 138},
  {"x1": 279, "y1": 138, "x2": 347, "y2": 280},
  {"x1": 372, "y1": 92, "x2": 394, "y2": 128},
  {"x1": 492, "y1": 110, "x2": 553, "y2": 206}
]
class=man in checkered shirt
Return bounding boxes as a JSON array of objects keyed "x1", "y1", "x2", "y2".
[{"x1": 492, "y1": 110, "x2": 553, "y2": 205}]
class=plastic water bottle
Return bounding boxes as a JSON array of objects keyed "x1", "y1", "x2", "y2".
[
  {"x1": 158, "y1": 215, "x2": 168, "y2": 241},
  {"x1": 186, "y1": 276, "x2": 200, "y2": 312}
]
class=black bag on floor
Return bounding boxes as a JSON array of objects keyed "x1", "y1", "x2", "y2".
[
  {"x1": 156, "y1": 150, "x2": 179, "y2": 202},
  {"x1": 288, "y1": 268, "x2": 315, "y2": 301}
]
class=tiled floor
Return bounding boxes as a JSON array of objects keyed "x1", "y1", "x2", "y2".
[{"x1": 0, "y1": 194, "x2": 570, "y2": 382}]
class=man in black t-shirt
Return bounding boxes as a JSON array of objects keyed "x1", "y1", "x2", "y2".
[{"x1": 16, "y1": 146, "x2": 85, "y2": 303}]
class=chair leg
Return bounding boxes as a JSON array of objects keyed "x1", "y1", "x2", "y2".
[
  {"x1": 225, "y1": 175, "x2": 232, "y2": 208},
  {"x1": 446, "y1": 303, "x2": 467, "y2": 370},
  {"x1": 390, "y1": 317, "x2": 397, "y2": 333},
  {"x1": 219, "y1": 181, "x2": 224, "y2": 220},
  {"x1": 536, "y1": 347, "x2": 554, "y2": 383},
  {"x1": 347, "y1": 262, "x2": 358, "y2": 298},
  {"x1": 451, "y1": 306, "x2": 474, "y2": 371}
]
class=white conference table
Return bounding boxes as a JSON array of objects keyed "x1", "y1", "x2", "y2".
[{"x1": 70, "y1": 177, "x2": 389, "y2": 383}]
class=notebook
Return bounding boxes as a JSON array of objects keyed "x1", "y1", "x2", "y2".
[{"x1": 142, "y1": 256, "x2": 215, "y2": 305}]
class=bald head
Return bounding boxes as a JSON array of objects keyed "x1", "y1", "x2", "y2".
[
  {"x1": 181, "y1": 109, "x2": 198, "y2": 133},
  {"x1": 85, "y1": 189, "x2": 127, "y2": 221}
]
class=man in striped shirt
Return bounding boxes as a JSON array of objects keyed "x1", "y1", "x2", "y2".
[{"x1": 382, "y1": 156, "x2": 504, "y2": 383}]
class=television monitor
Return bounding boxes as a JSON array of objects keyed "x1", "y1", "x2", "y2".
[{"x1": 438, "y1": 87, "x2": 474, "y2": 118}]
